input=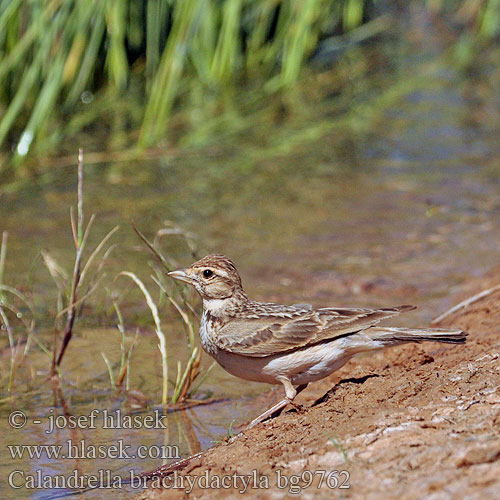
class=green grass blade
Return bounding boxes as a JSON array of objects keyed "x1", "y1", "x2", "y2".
[
  {"x1": 101, "y1": 352, "x2": 116, "y2": 387},
  {"x1": 139, "y1": 0, "x2": 203, "y2": 146},
  {"x1": 210, "y1": 0, "x2": 243, "y2": 83},
  {"x1": 117, "y1": 271, "x2": 169, "y2": 406}
]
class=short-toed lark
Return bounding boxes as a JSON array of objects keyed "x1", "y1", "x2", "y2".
[{"x1": 168, "y1": 254, "x2": 466, "y2": 426}]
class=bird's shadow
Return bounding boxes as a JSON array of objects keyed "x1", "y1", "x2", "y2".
[{"x1": 311, "y1": 373, "x2": 379, "y2": 408}]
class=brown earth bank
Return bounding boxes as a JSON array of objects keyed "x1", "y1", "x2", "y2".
[{"x1": 134, "y1": 265, "x2": 500, "y2": 500}]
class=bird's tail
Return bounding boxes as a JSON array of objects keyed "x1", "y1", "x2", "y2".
[{"x1": 367, "y1": 327, "x2": 467, "y2": 346}]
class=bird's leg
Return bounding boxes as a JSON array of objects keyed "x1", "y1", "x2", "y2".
[
  {"x1": 246, "y1": 379, "x2": 308, "y2": 429},
  {"x1": 274, "y1": 379, "x2": 308, "y2": 415}
]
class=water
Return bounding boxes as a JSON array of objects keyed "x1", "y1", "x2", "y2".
[{"x1": 1, "y1": 11, "x2": 500, "y2": 500}]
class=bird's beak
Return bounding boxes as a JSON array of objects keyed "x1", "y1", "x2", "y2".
[{"x1": 167, "y1": 269, "x2": 194, "y2": 284}]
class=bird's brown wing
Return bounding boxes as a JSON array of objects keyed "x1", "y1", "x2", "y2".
[{"x1": 215, "y1": 304, "x2": 415, "y2": 357}]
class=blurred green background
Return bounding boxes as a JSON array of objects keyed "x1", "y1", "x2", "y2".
[{"x1": 0, "y1": 0, "x2": 498, "y2": 180}]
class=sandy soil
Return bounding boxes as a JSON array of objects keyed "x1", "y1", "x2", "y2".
[{"x1": 134, "y1": 265, "x2": 500, "y2": 500}]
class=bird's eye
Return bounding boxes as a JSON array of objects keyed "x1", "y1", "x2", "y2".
[{"x1": 203, "y1": 269, "x2": 213, "y2": 278}]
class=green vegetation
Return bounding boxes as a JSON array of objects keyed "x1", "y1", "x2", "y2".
[
  {"x1": 329, "y1": 435, "x2": 348, "y2": 463},
  {"x1": 46, "y1": 150, "x2": 119, "y2": 376},
  {"x1": 0, "y1": 152, "x2": 213, "y2": 409},
  {"x1": 0, "y1": 0, "x2": 497, "y2": 177},
  {"x1": 0, "y1": 0, "x2": 370, "y2": 171}
]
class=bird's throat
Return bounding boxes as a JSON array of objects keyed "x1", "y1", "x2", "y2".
[
  {"x1": 202, "y1": 297, "x2": 231, "y2": 315},
  {"x1": 202, "y1": 290, "x2": 248, "y2": 318}
]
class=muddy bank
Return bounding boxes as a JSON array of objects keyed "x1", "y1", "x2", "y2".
[{"x1": 134, "y1": 265, "x2": 500, "y2": 500}]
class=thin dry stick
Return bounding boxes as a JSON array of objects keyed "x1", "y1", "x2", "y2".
[
  {"x1": 52, "y1": 149, "x2": 84, "y2": 373},
  {"x1": 431, "y1": 284, "x2": 500, "y2": 324},
  {"x1": 77, "y1": 150, "x2": 83, "y2": 242}
]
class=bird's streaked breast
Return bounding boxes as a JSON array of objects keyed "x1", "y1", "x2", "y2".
[{"x1": 199, "y1": 311, "x2": 219, "y2": 356}]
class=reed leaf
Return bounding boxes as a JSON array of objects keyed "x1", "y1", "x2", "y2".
[
  {"x1": 105, "y1": 0, "x2": 128, "y2": 90},
  {"x1": 210, "y1": 0, "x2": 243, "y2": 83},
  {"x1": 117, "y1": 271, "x2": 169, "y2": 406},
  {"x1": 281, "y1": 0, "x2": 323, "y2": 86},
  {"x1": 139, "y1": 0, "x2": 203, "y2": 146}
]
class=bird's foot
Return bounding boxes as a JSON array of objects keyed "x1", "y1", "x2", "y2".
[
  {"x1": 286, "y1": 399, "x2": 304, "y2": 414},
  {"x1": 246, "y1": 397, "x2": 304, "y2": 429},
  {"x1": 268, "y1": 397, "x2": 299, "y2": 420}
]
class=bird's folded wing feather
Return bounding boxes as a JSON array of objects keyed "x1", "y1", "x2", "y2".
[{"x1": 216, "y1": 305, "x2": 415, "y2": 357}]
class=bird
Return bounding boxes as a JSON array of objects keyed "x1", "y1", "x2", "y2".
[{"x1": 168, "y1": 254, "x2": 466, "y2": 427}]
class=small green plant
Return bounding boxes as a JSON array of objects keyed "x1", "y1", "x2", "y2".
[
  {"x1": 46, "y1": 150, "x2": 118, "y2": 376},
  {"x1": 116, "y1": 222, "x2": 216, "y2": 407},
  {"x1": 101, "y1": 294, "x2": 139, "y2": 391},
  {"x1": 210, "y1": 419, "x2": 237, "y2": 445},
  {"x1": 329, "y1": 435, "x2": 348, "y2": 463},
  {"x1": 1, "y1": 150, "x2": 216, "y2": 408},
  {"x1": 227, "y1": 419, "x2": 236, "y2": 440},
  {"x1": 115, "y1": 271, "x2": 169, "y2": 406}
]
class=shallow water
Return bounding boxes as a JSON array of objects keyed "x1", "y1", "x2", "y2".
[{"x1": 1, "y1": 10, "x2": 500, "y2": 500}]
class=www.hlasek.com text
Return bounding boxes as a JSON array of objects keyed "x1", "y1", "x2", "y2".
[{"x1": 7, "y1": 440, "x2": 180, "y2": 461}]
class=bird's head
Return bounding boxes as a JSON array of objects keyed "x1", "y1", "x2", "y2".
[{"x1": 168, "y1": 254, "x2": 246, "y2": 302}]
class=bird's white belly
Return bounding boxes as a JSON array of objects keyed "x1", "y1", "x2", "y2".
[{"x1": 214, "y1": 334, "x2": 375, "y2": 386}]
